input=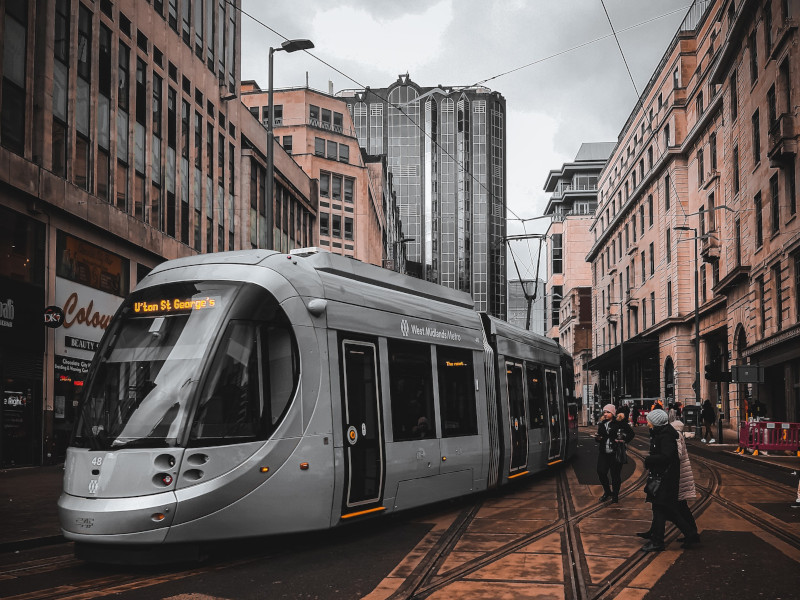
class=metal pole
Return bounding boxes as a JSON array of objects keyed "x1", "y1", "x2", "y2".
[
  {"x1": 693, "y1": 229, "x2": 701, "y2": 424},
  {"x1": 265, "y1": 47, "x2": 276, "y2": 250},
  {"x1": 620, "y1": 300, "x2": 624, "y2": 404}
]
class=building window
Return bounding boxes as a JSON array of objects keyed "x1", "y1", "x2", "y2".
[
  {"x1": 749, "y1": 29, "x2": 758, "y2": 84},
  {"x1": 755, "y1": 192, "x2": 763, "y2": 248},
  {"x1": 701, "y1": 265, "x2": 707, "y2": 303},
  {"x1": 700, "y1": 204, "x2": 706, "y2": 236},
  {"x1": 733, "y1": 145, "x2": 740, "y2": 194},
  {"x1": 764, "y1": 0, "x2": 773, "y2": 55},
  {"x1": 551, "y1": 233, "x2": 563, "y2": 274},
  {"x1": 344, "y1": 217, "x2": 353, "y2": 241},
  {"x1": 788, "y1": 156, "x2": 797, "y2": 216},
  {"x1": 650, "y1": 292, "x2": 655, "y2": 326},
  {"x1": 326, "y1": 140, "x2": 337, "y2": 160},
  {"x1": 319, "y1": 212, "x2": 329, "y2": 236},
  {"x1": 773, "y1": 263, "x2": 782, "y2": 330},
  {"x1": 665, "y1": 174, "x2": 671, "y2": 211},
  {"x1": 730, "y1": 71, "x2": 738, "y2": 122},
  {"x1": 752, "y1": 110, "x2": 760, "y2": 165},
  {"x1": 332, "y1": 175, "x2": 342, "y2": 201},
  {"x1": 770, "y1": 174, "x2": 780, "y2": 233},
  {"x1": 648, "y1": 194, "x2": 653, "y2": 227},
  {"x1": 339, "y1": 143, "x2": 349, "y2": 163},
  {"x1": 696, "y1": 91, "x2": 704, "y2": 118},
  {"x1": 667, "y1": 280, "x2": 673, "y2": 316},
  {"x1": 1, "y1": 1, "x2": 27, "y2": 156},
  {"x1": 649, "y1": 242, "x2": 655, "y2": 276},
  {"x1": 332, "y1": 214, "x2": 341, "y2": 237},
  {"x1": 640, "y1": 204, "x2": 645, "y2": 231},
  {"x1": 282, "y1": 135, "x2": 292, "y2": 153},
  {"x1": 344, "y1": 178, "x2": 354, "y2": 203},
  {"x1": 641, "y1": 251, "x2": 646, "y2": 281},
  {"x1": 666, "y1": 229, "x2": 671, "y2": 264},
  {"x1": 698, "y1": 149, "x2": 704, "y2": 185},
  {"x1": 314, "y1": 137, "x2": 324, "y2": 156},
  {"x1": 768, "y1": 85, "x2": 777, "y2": 129},
  {"x1": 758, "y1": 275, "x2": 766, "y2": 334},
  {"x1": 710, "y1": 133, "x2": 717, "y2": 171},
  {"x1": 551, "y1": 285, "x2": 562, "y2": 329}
]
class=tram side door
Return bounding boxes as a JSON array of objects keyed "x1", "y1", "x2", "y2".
[
  {"x1": 545, "y1": 369, "x2": 562, "y2": 461},
  {"x1": 341, "y1": 339, "x2": 385, "y2": 510},
  {"x1": 505, "y1": 361, "x2": 528, "y2": 473}
]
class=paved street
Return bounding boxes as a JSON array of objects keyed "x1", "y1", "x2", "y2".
[{"x1": 2, "y1": 428, "x2": 798, "y2": 599}]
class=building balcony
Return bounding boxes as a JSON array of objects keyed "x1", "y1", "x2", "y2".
[
  {"x1": 606, "y1": 304, "x2": 619, "y2": 323},
  {"x1": 627, "y1": 240, "x2": 638, "y2": 256},
  {"x1": 768, "y1": 113, "x2": 797, "y2": 167},
  {"x1": 701, "y1": 231, "x2": 721, "y2": 262},
  {"x1": 625, "y1": 290, "x2": 639, "y2": 307}
]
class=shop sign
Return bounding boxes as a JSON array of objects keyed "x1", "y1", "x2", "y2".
[
  {"x1": 54, "y1": 355, "x2": 92, "y2": 377},
  {"x1": 55, "y1": 277, "x2": 122, "y2": 360},
  {"x1": 57, "y1": 232, "x2": 127, "y2": 297},
  {"x1": 44, "y1": 305, "x2": 65, "y2": 328}
]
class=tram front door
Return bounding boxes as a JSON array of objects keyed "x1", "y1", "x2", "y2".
[{"x1": 341, "y1": 339, "x2": 385, "y2": 510}]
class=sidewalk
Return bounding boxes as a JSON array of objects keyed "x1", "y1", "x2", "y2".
[{"x1": 0, "y1": 464, "x2": 65, "y2": 552}]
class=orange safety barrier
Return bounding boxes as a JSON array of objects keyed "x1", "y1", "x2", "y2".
[{"x1": 736, "y1": 421, "x2": 800, "y2": 456}]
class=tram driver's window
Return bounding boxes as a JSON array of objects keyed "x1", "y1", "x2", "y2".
[
  {"x1": 190, "y1": 319, "x2": 297, "y2": 445},
  {"x1": 437, "y1": 346, "x2": 478, "y2": 437},
  {"x1": 388, "y1": 339, "x2": 436, "y2": 442},
  {"x1": 526, "y1": 363, "x2": 547, "y2": 429}
]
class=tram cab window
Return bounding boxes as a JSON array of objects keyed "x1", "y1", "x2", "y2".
[
  {"x1": 437, "y1": 346, "x2": 478, "y2": 437},
  {"x1": 526, "y1": 363, "x2": 547, "y2": 429},
  {"x1": 388, "y1": 339, "x2": 436, "y2": 441},
  {"x1": 190, "y1": 318, "x2": 297, "y2": 445}
]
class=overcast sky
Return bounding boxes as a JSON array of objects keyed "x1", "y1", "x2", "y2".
[{"x1": 241, "y1": 0, "x2": 692, "y2": 280}]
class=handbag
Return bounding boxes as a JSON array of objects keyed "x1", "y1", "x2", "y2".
[
  {"x1": 644, "y1": 471, "x2": 662, "y2": 496},
  {"x1": 614, "y1": 442, "x2": 628, "y2": 464}
]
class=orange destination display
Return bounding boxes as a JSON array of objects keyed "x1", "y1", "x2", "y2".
[{"x1": 133, "y1": 296, "x2": 219, "y2": 315}]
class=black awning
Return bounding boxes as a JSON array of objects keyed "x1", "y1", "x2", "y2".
[{"x1": 588, "y1": 336, "x2": 659, "y2": 371}]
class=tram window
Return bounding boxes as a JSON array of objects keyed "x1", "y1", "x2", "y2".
[
  {"x1": 526, "y1": 363, "x2": 547, "y2": 429},
  {"x1": 388, "y1": 339, "x2": 436, "y2": 441},
  {"x1": 190, "y1": 320, "x2": 297, "y2": 444},
  {"x1": 437, "y1": 346, "x2": 478, "y2": 437}
]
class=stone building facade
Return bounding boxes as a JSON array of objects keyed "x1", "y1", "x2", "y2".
[
  {"x1": 588, "y1": 0, "x2": 799, "y2": 429},
  {"x1": 0, "y1": 0, "x2": 316, "y2": 466}
]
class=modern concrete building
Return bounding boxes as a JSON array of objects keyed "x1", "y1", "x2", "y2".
[
  {"x1": 587, "y1": 0, "x2": 799, "y2": 429},
  {"x1": 340, "y1": 75, "x2": 509, "y2": 319},
  {"x1": 0, "y1": 0, "x2": 316, "y2": 467},
  {"x1": 507, "y1": 279, "x2": 546, "y2": 335},
  {"x1": 543, "y1": 142, "x2": 613, "y2": 423},
  {"x1": 241, "y1": 84, "x2": 398, "y2": 267}
]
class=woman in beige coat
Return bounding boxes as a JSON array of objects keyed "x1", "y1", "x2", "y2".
[{"x1": 672, "y1": 420, "x2": 700, "y2": 547}]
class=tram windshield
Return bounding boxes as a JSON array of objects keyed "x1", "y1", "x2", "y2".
[{"x1": 73, "y1": 280, "x2": 300, "y2": 450}]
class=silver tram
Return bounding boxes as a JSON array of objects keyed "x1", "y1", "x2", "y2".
[{"x1": 58, "y1": 249, "x2": 577, "y2": 560}]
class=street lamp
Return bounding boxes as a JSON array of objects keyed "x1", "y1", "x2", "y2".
[
  {"x1": 266, "y1": 38, "x2": 314, "y2": 249},
  {"x1": 395, "y1": 236, "x2": 413, "y2": 273},
  {"x1": 674, "y1": 225, "x2": 701, "y2": 424},
  {"x1": 609, "y1": 300, "x2": 625, "y2": 405}
]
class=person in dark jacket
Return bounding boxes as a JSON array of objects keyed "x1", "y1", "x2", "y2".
[
  {"x1": 701, "y1": 399, "x2": 716, "y2": 443},
  {"x1": 594, "y1": 404, "x2": 635, "y2": 503},
  {"x1": 640, "y1": 409, "x2": 698, "y2": 552}
]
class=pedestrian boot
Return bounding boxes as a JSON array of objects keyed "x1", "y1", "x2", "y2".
[
  {"x1": 640, "y1": 541, "x2": 665, "y2": 552},
  {"x1": 599, "y1": 493, "x2": 612, "y2": 502},
  {"x1": 636, "y1": 531, "x2": 652, "y2": 539}
]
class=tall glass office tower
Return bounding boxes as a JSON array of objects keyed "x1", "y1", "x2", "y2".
[{"x1": 342, "y1": 75, "x2": 507, "y2": 319}]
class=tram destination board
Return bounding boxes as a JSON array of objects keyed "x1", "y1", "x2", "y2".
[{"x1": 132, "y1": 295, "x2": 220, "y2": 316}]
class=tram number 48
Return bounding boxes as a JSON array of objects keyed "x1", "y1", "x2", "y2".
[{"x1": 91, "y1": 457, "x2": 103, "y2": 466}]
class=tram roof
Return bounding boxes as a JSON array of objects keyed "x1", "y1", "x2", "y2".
[
  {"x1": 146, "y1": 249, "x2": 477, "y2": 310},
  {"x1": 484, "y1": 314, "x2": 561, "y2": 353}
]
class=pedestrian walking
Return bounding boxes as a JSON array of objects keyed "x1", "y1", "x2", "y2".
[
  {"x1": 640, "y1": 409, "x2": 696, "y2": 552},
  {"x1": 594, "y1": 404, "x2": 635, "y2": 503},
  {"x1": 668, "y1": 403, "x2": 677, "y2": 423},
  {"x1": 670, "y1": 419, "x2": 700, "y2": 547},
  {"x1": 701, "y1": 399, "x2": 716, "y2": 443},
  {"x1": 792, "y1": 472, "x2": 800, "y2": 509},
  {"x1": 631, "y1": 405, "x2": 640, "y2": 427}
]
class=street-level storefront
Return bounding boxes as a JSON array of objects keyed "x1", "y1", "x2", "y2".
[
  {"x1": 0, "y1": 207, "x2": 45, "y2": 467},
  {"x1": 743, "y1": 323, "x2": 800, "y2": 423},
  {"x1": 588, "y1": 336, "x2": 659, "y2": 406},
  {"x1": 50, "y1": 232, "x2": 127, "y2": 461}
]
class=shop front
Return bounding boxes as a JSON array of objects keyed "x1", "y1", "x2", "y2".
[
  {"x1": 50, "y1": 232, "x2": 127, "y2": 461},
  {"x1": 0, "y1": 206, "x2": 45, "y2": 467}
]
